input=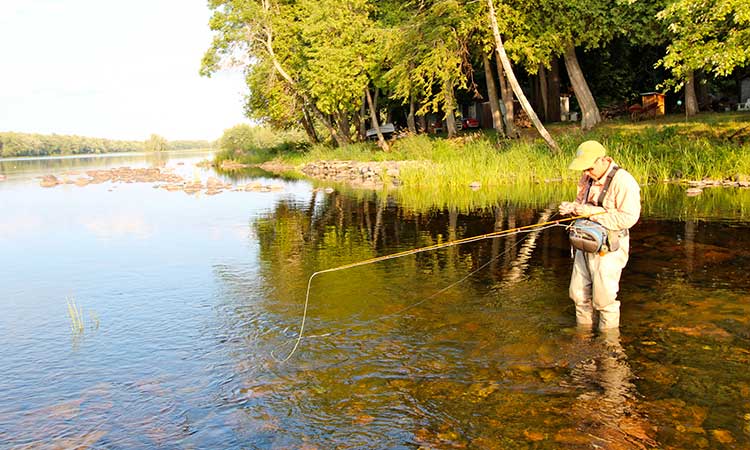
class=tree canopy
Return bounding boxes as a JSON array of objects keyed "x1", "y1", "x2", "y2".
[
  {"x1": 202, "y1": 0, "x2": 750, "y2": 144},
  {"x1": 659, "y1": 0, "x2": 750, "y2": 86}
]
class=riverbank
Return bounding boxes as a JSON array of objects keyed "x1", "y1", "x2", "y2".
[{"x1": 240, "y1": 113, "x2": 750, "y2": 192}]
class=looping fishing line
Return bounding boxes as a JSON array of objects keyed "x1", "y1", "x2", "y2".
[
  {"x1": 290, "y1": 225, "x2": 537, "y2": 344},
  {"x1": 350, "y1": 224, "x2": 556, "y2": 329},
  {"x1": 273, "y1": 213, "x2": 597, "y2": 362}
]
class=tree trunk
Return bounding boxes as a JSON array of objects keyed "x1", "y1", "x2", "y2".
[
  {"x1": 685, "y1": 70, "x2": 699, "y2": 117},
  {"x1": 300, "y1": 105, "x2": 319, "y2": 143},
  {"x1": 407, "y1": 92, "x2": 417, "y2": 134},
  {"x1": 358, "y1": 93, "x2": 367, "y2": 140},
  {"x1": 309, "y1": 105, "x2": 347, "y2": 147},
  {"x1": 547, "y1": 57, "x2": 562, "y2": 122},
  {"x1": 483, "y1": 52, "x2": 505, "y2": 133},
  {"x1": 417, "y1": 114, "x2": 427, "y2": 133},
  {"x1": 538, "y1": 63, "x2": 549, "y2": 120},
  {"x1": 563, "y1": 45, "x2": 601, "y2": 131},
  {"x1": 494, "y1": 49, "x2": 517, "y2": 137},
  {"x1": 335, "y1": 111, "x2": 352, "y2": 144},
  {"x1": 530, "y1": 73, "x2": 544, "y2": 122},
  {"x1": 365, "y1": 88, "x2": 390, "y2": 151},
  {"x1": 444, "y1": 81, "x2": 458, "y2": 138},
  {"x1": 696, "y1": 71, "x2": 709, "y2": 109},
  {"x1": 487, "y1": 0, "x2": 559, "y2": 154}
]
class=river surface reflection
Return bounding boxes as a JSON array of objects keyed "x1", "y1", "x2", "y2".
[{"x1": 0, "y1": 152, "x2": 748, "y2": 448}]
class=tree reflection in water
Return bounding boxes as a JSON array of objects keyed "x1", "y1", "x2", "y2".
[
  {"x1": 208, "y1": 187, "x2": 750, "y2": 448},
  {"x1": 239, "y1": 190, "x2": 660, "y2": 447}
]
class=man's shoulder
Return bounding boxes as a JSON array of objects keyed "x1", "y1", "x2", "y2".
[
  {"x1": 614, "y1": 167, "x2": 640, "y2": 190},
  {"x1": 617, "y1": 167, "x2": 638, "y2": 184}
]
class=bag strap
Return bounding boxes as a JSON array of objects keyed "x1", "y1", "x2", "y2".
[
  {"x1": 584, "y1": 165, "x2": 621, "y2": 206},
  {"x1": 596, "y1": 165, "x2": 620, "y2": 206}
]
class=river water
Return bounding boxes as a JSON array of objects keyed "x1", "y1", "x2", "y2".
[{"x1": 0, "y1": 151, "x2": 748, "y2": 449}]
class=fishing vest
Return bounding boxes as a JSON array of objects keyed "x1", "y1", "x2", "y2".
[{"x1": 568, "y1": 166, "x2": 624, "y2": 255}]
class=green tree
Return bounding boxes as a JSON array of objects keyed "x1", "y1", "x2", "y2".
[
  {"x1": 298, "y1": 0, "x2": 389, "y2": 148},
  {"x1": 202, "y1": 0, "x2": 323, "y2": 142},
  {"x1": 203, "y1": 0, "x2": 387, "y2": 147},
  {"x1": 497, "y1": 0, "x2": 632, "y2": 130},
  {"x1": 487, "y1": 0, "x2": 559, "y2": 152},
  {"x1": 384, "y1": 0, "x2": 474, "y2": 138},
  {"x1": 144, "y1": 134, "x2": 168, "y2": 152},
  {"x1": 658, "y1": 0, "x2": 750, "y2": 115}
]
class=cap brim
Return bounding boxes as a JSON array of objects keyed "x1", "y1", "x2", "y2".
[{"x1": 568, "y1": 156, "x2": 597, "y2": 171}]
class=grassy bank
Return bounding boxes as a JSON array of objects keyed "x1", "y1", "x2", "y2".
[{"x1": 226, "y1": 112, "x2": 750, "y2": 188}]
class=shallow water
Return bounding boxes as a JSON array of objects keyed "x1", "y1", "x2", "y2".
[{"x1": 1, "y1": 152, "x2": 748, "y2": 448}]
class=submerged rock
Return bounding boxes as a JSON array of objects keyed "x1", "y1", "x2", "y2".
[
  {"x1": 668, "y1": 324, "x2": 733, "y2": 340},
  {"x1": 219, "y1": 160, "x2": 250, "y2": 170},
  {"x1": 711, "y1": 429, "x2": 734, "y2": 444},
  {"x1": 553, "y1": 428, "x2": 590, "y2": 445},
  {"x1": 40, "y1": 175, "x2": 60, "y2": 187},
  {"x1": 523, "y1": 430, "x2": 545, "y2": 442}
]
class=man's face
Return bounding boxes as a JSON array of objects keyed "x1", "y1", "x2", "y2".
[{"x1": 584, "y1": 157, "x2": 609, "y2": 180}]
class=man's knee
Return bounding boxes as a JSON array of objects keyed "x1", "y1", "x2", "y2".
[{"x1": 569, "y1": 273, "x2": 591, "y2": 303}]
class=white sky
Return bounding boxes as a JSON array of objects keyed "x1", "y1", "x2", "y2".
[{"x1": 0, "y1": 0, "x2": 250, "y2": 141}]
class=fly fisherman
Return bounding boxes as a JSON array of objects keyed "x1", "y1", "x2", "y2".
[{"x1": 559, "y1": 141, "x2": 641, "y2": 330}]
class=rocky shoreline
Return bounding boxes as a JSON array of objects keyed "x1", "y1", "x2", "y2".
[
  {"x1": 685, "y1": 178, "x2": 750, "y2": 196},
  {"x1": 38, "y1": 167, "x2": 283, "y2": 196},
  {"x1": 260, "y1": 160, "x2": 432, "y2": 189}
]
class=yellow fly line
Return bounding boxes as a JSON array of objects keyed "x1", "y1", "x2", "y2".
[{"x1": 275, "y1": 212, "x2": 602, "y2": 362}]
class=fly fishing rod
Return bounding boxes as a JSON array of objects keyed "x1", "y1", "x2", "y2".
[{"x1": 276, "y1": 212, "x2": 603, "y2": 362}]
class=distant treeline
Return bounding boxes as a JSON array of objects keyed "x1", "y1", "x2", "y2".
[{"x1": 0, "y1": 132, "x2": 213, "y2": 158}]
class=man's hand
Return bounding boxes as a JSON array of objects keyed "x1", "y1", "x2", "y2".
[
  {"x1": 558, "y1": 201, "x2": 576, "y2": 215},
  {"x1": 573, "y1": 203, "x2": 598, "y2": 216}
]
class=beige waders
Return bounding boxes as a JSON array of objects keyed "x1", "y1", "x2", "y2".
[{"x1": 569, "y1": 235, "x2": 630, "y2": 330}]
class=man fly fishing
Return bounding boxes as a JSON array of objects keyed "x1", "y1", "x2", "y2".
[
  {"x1": 279, "y1": 141, "x2": 640, "y2": 360},
  {"x1": 559, "y1": 140, "x2": 641, "y2": 330}
]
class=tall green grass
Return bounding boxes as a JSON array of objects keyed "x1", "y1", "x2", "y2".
[
  {"x1": 66, "y1": 297, "x2": 85, "y2": 334},
  {"x1": 233, "y1": 112, "x2": 749, "y2": 186}
]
